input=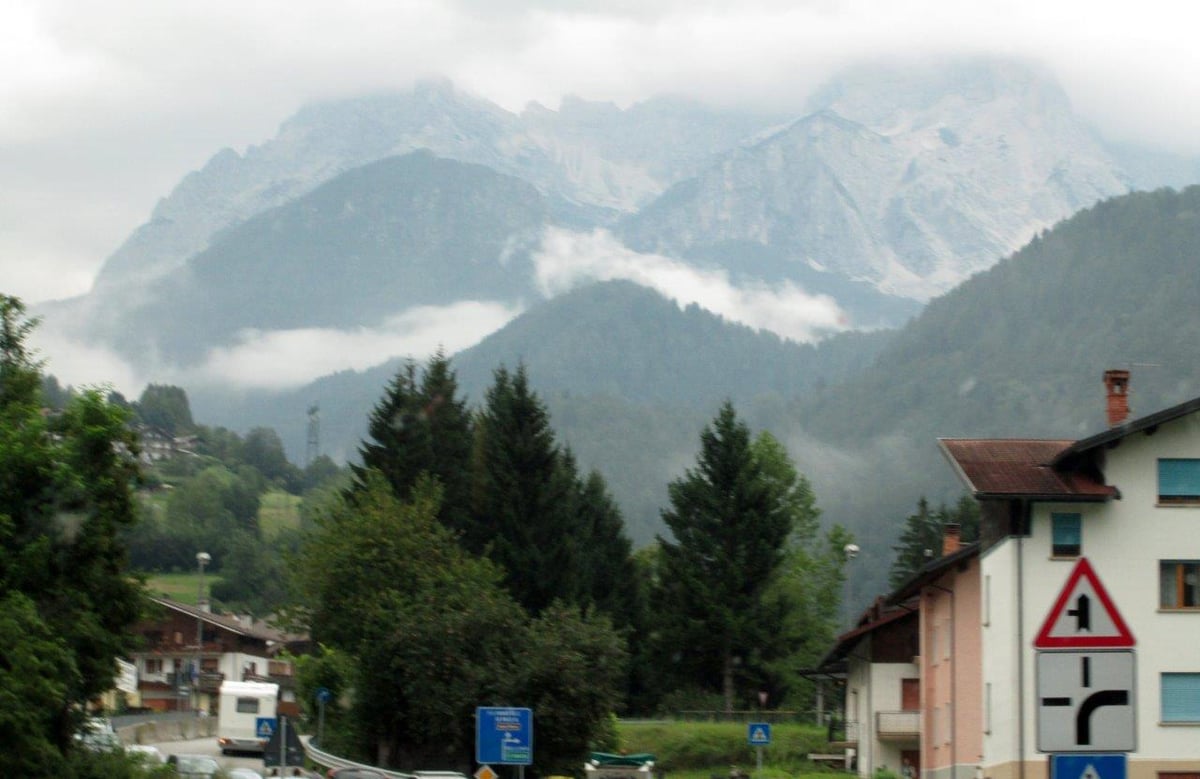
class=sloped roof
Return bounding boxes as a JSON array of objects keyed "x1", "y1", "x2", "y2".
[
  {"x1": 817, "y1": 599, "x2": 918, "y2": 669},
  {"x1": 1053, "y1": 395, "x2": 1200, "y2": 465},
  {"x1": 888, "y1": 542, "x2": 980, "y2": 603},
  {"x1": 149, "y1": 596, "x2": 291, "y2": 644},
  {"x1": 938, "y1": 438, "x2": 1116, "y2": 500}
]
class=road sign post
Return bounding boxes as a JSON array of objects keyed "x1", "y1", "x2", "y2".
[{"x1": 748, "y1": 722, "x2": 771, "y2": 774}]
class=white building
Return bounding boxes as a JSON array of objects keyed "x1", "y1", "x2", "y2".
[{"x1": 940, "y1": 370, "x2": 1200, "y2": 779}]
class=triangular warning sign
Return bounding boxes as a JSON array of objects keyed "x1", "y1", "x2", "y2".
[{"x1": 1034, "y1": 557, "x2": 1135, "y2": 648}]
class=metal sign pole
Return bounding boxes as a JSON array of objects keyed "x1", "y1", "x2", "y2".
[
  {"x1": 756, "y1": 746, "x2": 763, "y2": 774},
  {"x1": 280, "y1": 715, "x2": 288, "y2": 768}
]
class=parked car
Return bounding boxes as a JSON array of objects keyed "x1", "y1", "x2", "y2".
[
  {"x1": 325, "y1": 768, "x2": 387, "y2": 779},
  {"x1": 74, "y1": 717, "x2": 121, "y2": 752},
  {"x1": 166, "y1": 753, "x2": 223, "y2": 778},
  {"x1": 126, "y1": 744, "x2": 165, "y2": 764}
]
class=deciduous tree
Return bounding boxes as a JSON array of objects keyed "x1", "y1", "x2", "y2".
[{"x1": 0, "y1": 295, "x2": 144, "y2": 763}]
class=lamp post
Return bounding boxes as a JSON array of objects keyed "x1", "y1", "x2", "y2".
[
  {"x1": 842, "y1": 543, "x2": 860, "y2": 628},
  {"x1": 194, "y1": 551, "x2": 211, "y2": 715}
]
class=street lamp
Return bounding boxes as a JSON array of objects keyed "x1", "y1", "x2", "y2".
[
  {"x1": 842, "y1": 543, "x2": 860, "y2": 628},
  {"x1": 195, "y1": 551, "x2": 211, "y2": 715}
]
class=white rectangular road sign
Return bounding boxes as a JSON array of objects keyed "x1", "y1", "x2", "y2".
[{"x1": 1037, "y1": 651, "x2": 1135, "y2": 753}]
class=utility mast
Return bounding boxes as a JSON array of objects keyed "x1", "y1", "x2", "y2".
[{"x1": 305, "y1": 404, "x2": 320, "y2": 466}]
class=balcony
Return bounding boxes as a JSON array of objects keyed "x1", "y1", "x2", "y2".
[
  {"x1": 828, "y1": 719, "x2": 859, "y2": 747},
  {"x1": 876, "y1": 710, "x2": 920, "y2": 740}
]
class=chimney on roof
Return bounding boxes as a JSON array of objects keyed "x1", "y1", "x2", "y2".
[
  {"x1": 942, "y1": 523, "x2": 962, "y2": 556},
  {"x1": 1104, "y1": 369, "x2": 1131, "y2": 427}
]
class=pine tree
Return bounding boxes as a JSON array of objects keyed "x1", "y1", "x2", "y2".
[
  {"x1": 654, "y1": 401, "x2": 794, "y2": 712},
  {"x1": 351, "y1": 351, "x2": 473, "y2": 535},
  {"x1": 888, "y1": 495, "x2": 980, "y2": 589},
  {"x1": 471, "y1": 365, "x2": 579, "y2": 614}
]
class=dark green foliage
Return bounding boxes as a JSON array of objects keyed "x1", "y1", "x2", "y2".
[
  {"x1": 654, "y1": 402, "x2": 795, "y2": 712},
  {"x1": 454, "y1": 280, "x2": 894, "y2": 410},
  {"x1": 888, "y1": 495, "x2": 980, "y2": 590},
  {"x1": 135, "y1": 384, "x2": 194, "y2": 436},
  {"x1": 294, "y1": 475, "x2": 626, "y2": 771},
  {"x1": 242, "y1": 426, "x2": 301, "y2": 489},
  {"x1": 518, "y1": 604, "x2": 629, "y2": 775},
  {"x1": 0, "y1": 295, "x2": 144, "y2": 765},
  {"x1": 0, "y1": 591, "x2": 74, "y2": 775},
  {"x1": 351, "y1": 351, "x2": 475, "y2": 539},
  {"x1": 207, "y1": 529, "x2": 291, "y2": 614},
  {"x1": 752, "y1": 432, "x2": 848, "y2": 710},
  {"x1": 193, "y1": 425, "x2": 245, "y2": 463},
  {"x1": 42, "y1": 374, "x2": 73, "y2": 410},
  {"x1": 302, "y1": 454, "x2": 343, "y2": 491},
  {"x1": 472, "y1": 365, "x2": 580, "y2": 613},
  {"x1": 572, "y1": 465, "x2": 640, "y2": 623},
  {"x1": 159, "y1": 464, "x2": 264, "y2": 569}
]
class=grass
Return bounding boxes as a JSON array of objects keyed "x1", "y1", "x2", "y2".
[
  {"x1": 259, "y1": 490, "x2": 303, "y2": 539},
  {"x1": 615, "y1": 721, "x2": 850, "y2": 779},
  {"x1": 144, "y1": 572, "x2": 223, "y2": 605}
]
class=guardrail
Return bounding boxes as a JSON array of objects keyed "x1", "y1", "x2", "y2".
[{"x1": 303, "y1": 739, "x2": 468, "y2": 779}]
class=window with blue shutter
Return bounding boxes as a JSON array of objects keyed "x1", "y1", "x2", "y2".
[
  {"x1": 1161, "y1": 673, "x2": 1200, "y2": 722},
  {"x1": 1159, "y1": 459, "x2": 1200, "y2": 503},
  {"x1": 1051, "y1": 513, "x2": 1081, "y2": 557}
]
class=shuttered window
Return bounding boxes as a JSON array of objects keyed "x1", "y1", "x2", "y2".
[
  {"x1": 1161, "y1": 673, "x2": 1200, "y2": 722},
  {"x1": 1052, "y1": 513, "x2": 1081, "y2": 557},
  {"x1": 1159, "y1": 459, "x2": 1200, "y2": 503}
]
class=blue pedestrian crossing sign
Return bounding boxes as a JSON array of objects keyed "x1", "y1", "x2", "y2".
[
  {"x1": 748, "y1": 722, "x2": 771, "y2": 746},
  {"x1": 1050, "y1": 754, "x2": 1126, "y2": 779},
  {"x1": 256, "y1": 717, "x2": 278, "y2": 739}
]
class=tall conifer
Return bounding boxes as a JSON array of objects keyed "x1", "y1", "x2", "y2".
[{"x1": 654, "y1": 401, "x2": 793, "y2": 712}]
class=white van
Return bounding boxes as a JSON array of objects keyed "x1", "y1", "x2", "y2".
[{"x1": 217, "y1": 680, "x2": 280, "y2": 754}]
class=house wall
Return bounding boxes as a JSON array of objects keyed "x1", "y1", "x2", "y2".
[
  {"x1": 848, "y1": 632, "x2": 921, "y2": 779},
  {"x1": 983, "y1": 413, "x2": 1200, "y2": 779},
  {"x1": 922, "y1": 559, "x2": 983, "y2": 779},
  {"x1": 869, "y1": 661, "x2": 921, "y2": 777}
]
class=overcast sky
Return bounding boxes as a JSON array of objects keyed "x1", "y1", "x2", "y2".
[{"x1": 5, "y1": 0, "x2": 1200, "y2": 308}]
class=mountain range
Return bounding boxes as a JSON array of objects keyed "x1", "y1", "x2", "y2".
[{"x1": 31, "y1": 57, "x2": 1200, "y2": 599}]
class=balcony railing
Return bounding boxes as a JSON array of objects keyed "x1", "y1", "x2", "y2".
[
  {"x1": 876, "y1": 710, "x2": 920, "y2": 739},
  {"x1": 827, "y1": 719, "x2": 859, "y2": 745}
]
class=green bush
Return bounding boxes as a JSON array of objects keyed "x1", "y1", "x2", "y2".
[{"x1": 616, "y1": 721, "x2": 838, "y2": 773}]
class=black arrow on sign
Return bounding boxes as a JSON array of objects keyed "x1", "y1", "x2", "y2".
[
  {"x1": 1068, "y1": 593, "x2": 1091, "y2": 632},
  {"x1": 1076, "y1": 689, "x2": 1129, "y2": 745}
]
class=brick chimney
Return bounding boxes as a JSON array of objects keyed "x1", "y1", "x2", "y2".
[
  {"x1": 1104, "y1": 369, "x2": 1131, "y2": 427},
  {"x1": 942, "y1": 523, "x2": 962, "y2": 556}
]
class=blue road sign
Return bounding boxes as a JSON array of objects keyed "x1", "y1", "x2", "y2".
[
  {"x1": 748, "y1": 722, "x2": 772, "y2": 746},
  {"x1": 255, "y1": 717, "x2": 278, "y2": 739},
  {"x1": 1050, "y1": 754, "x2": 1126, "y2": 779},
  {"x1": 316, "y1": 687, "x2": 332, "y2": 705},
  {"x1": 476, "y1": 707, "x2": 533, "y2": 765}
]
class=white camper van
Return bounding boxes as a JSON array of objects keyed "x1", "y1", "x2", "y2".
[{"x1": 217, "y1": 680, "x2": 280, "y2": 754}]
